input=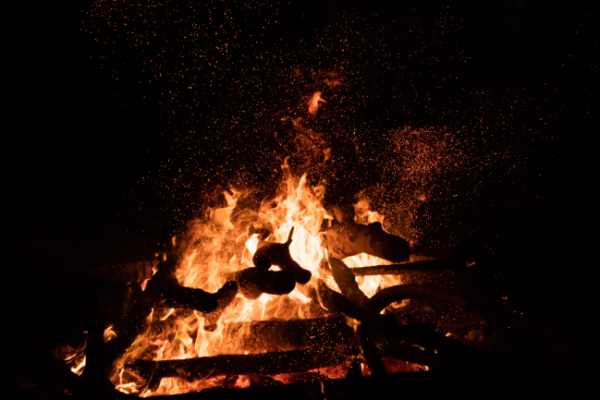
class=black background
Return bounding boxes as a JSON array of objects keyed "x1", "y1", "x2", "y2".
[{"x1": 6, "y1": 0, "x2": 598, "y2": 391}]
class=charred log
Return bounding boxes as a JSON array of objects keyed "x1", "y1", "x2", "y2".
[
  {"x1": 219, "y1": 316, "x2": 356, "y2": 353},
  {"x1": 321, "y1": 206, "x2": 410, "y2": 262},
  {"x1": 203, "y1": 281, "x2": 239, "y2": 332},
  {"x1": 159, "y1": 286, "x2": 219, "y2": 313},
  {"x1": 351, "y1": 257, "x2": 468, "y2": 276},
  {"x1": 252, "y1": 227, "x2": 312, "y2": 284},
  {"x1": 104, "y1": 257, "x2": 179, "y2": 364},
  {"x1": 368, "y1": 284, "x2": 503, "y2": 326},
  {"x1": 328, "y1": 257, "x2": 369, "y2": 310},
  {"x1": 227, "y1": 268, "x2": 296, "y2": 299},
  {"x1": 127, "y1": 347, "x2": 357, "y2": 384},
  {"x1": 356, "y1": 324, "x2": 387, "y2": 377}
]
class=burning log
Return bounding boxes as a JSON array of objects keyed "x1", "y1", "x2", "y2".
[
  {"x1": 227, "y1": 267, "x2": 296, "y2": 300},
  {"x1": 367, "y1": 284, "x2": 501, "y2": 325},
  {"x1": 311, "y1": 279, "x2": 360, "y2": 319},
  {"x1": 104, "y1": 257, "x2": 179, "y2": 363},
  {"x1": 351, "y1": 257, "x2": 468, "y2": 276},
  {"x1": 203, "y1": 281, "x2": 239, "y2": 331},
  {"x1": 220, "y1": 316, "x2": 356, "y2": 353},
  {"x1": 321, "y1": 206, "x2": 410, "y2": 262},
  {"x1": 252, "y1": 227, "x2": 312, "y2": 284},
  {"x1": 92, "y1": 258, "x2": 161, "y2": 285},
  {"x1": 127, "y1": 347, "x2": 356, "y2": 385},
  {"x1": 356, "y1": 324, "x2": 387, "y2": 377},
  {"x1": 126, "y1": 333, "x2": 453, "y2": 385},
  {"x1": 159, "y1": 286, "x2": 219, "y2": 312},
  {"x1": 328, "y1": 257, "x2": 369, "y2": 310}
]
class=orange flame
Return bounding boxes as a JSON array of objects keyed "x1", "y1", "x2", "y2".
[
  {"x1": 101, "y1": 161, "x2": 407, "y2": 395},
  {"x1": 307, "y1": 91, "x2": 326, "y2": 116}
]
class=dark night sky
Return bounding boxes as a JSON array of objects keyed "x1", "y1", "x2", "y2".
[{"x1": 5, "y1": 0, "x2": 599, "y2": 391}]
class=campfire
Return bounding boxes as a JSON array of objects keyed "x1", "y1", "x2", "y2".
[{"x1": 53, "y1": 141, "x2": 504, "y2": 397}]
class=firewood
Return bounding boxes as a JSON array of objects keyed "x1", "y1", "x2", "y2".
[
  {"x1": 126, "y1": 335, "x2": 455, "y2": 384},
  {"x1": 367, "y1": 284, "x2": 499, "y2": 323},
  {"x1": 321, "y1": 206, "x2": 410, "y2": 262},
  {"x1": 92, "y1": 258, "x2": 160, "y2": 285},
  {"x1": 203, "y1": 281, "x2": 239, "y2": 331},
  {"x1": 227, "y1": 267, "x2": 296, "y2": 299},
  {"x1": 127, "y1": 347, "x2": 357, "y2": 384},
  {"x1": 104, "y1": 257, "x2": 179, "y2": 364},
  {"x1": 159, "y1": 285, "x2": 219, "y2": 312},
  {"x1": 219, "y1": 316, "x2": 356, "y2": 354},
  {"x1": 313, "y1": 279, "x2": 360, "y2": 319},
  {"x1": 252, "y1": 227, "x2": 312, "y2": 284},
  {"x1": 351, "y1": 257, "x2": 467, "y2": 276},
  {"x1": 328, "y1": 257, "x2": 369, "y2": 309}
]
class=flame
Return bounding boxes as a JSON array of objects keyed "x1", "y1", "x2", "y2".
[
  {"x1": 102, "y1": 161, "x2": 405, "y2": 395},
  {"x1": 307, "y1": 91, "x2": 326, "y2": 116}
]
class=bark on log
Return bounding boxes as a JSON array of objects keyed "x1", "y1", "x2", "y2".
[
  {"x1": 252, "y1": 227, "x2": 312, "y2": 284},
  {"x1": 227, "y1": 267, "x2": 296, "y2": 300},
  {"x1": 321, "y1": 207, "x2": 410, "y2": 262},
  {"x1": 203, "y1": 281, "x2": 239, "y2": 332}
]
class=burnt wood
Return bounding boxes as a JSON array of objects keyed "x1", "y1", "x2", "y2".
[
  {"x1": 227, "y1": 268, "x2": 296, "y2": 299},
  {"x1": 252, "y1": 227, "x2": 312, "y2": 284},
  {"x1": 203, "y1": 281, "x2": 239, "y2": 331}
]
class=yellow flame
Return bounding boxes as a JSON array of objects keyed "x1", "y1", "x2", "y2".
[{"x1": 110, "y1": 165, "x2": 404, "y2": 394}]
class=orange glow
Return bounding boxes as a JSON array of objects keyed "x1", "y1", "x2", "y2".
[
  {"x1": 307, "y1": 91, "x2": 326, "y2": 116},
  {"x1": 92, "y1": 161, "x2": 406, "y2": 395}
]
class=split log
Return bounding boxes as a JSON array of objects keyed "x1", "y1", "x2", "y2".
[
  {"x1": 203, "y1": 281, "x2": 239, "y2": 331},
  {"x1": 351, "y1": 257, "x2": 468, "y2": 276},
  {"x1": 159, "y1": 286, "x2": 219, "y2": 313},
  {"x1": 321, "y1": 207, "x2": 410, "y2": 262},
  {"x1": 252, "y1": 227, "x2": 312, "y2": 284},
  {"x1": 227, "y1": 268, "x2": 296, "y2": 299}
]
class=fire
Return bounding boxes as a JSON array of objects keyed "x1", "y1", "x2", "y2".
[
  {"x1": 99, "y1": 160, "x2": 405, "y2": 395},
  {"x1": 307, "y1": 91, "x2": 326, "y2": 116}
]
